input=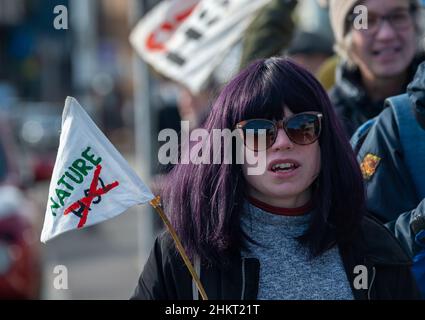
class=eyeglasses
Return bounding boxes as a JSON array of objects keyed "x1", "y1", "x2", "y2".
[
  {"x1": 347, "y1": 8, "x2": 414, "y2": 36},
  {"x1": 235, "y1": 112, "x2": 323, "y2": 151}
]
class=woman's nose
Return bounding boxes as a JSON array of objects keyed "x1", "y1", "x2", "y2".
[{"x1": 271, "y1": 128, "x2": 294, "y2": 151}]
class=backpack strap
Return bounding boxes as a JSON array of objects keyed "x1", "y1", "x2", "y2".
[
  {"x1": 350, "y1": 118, "x2": 376, "y2": 154},
  {"x1": 387, "y1": 94, "x2": 425, "y2": 199}
]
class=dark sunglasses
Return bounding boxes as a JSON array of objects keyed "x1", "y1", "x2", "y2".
[{"x1": 235, "y1": 112, "x2": 323, "y2": 151}]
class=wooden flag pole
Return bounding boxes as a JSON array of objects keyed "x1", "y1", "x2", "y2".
[{"x1": 149, "y1": 196, "x2": 208, "y2": 300}]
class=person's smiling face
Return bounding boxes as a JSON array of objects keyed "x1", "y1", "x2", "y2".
[{"x1": 350, "y1": 0, "x2": 417, "y2": 80}]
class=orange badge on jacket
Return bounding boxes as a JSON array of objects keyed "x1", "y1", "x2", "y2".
[{"x1": 360, "y1": 153, "x2": 381, "y2": 180}]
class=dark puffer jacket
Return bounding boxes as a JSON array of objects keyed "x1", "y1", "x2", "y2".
[{"x1": 329, "y1": 56, "x2": 425, "y2": 138}]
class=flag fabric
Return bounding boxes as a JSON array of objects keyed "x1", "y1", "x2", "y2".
[
  {"x1": 40, "y1": 97, "x2": 154, "y2": 243},
  {"x1": 130, "y1": 0, "x2": 271, "y2": 94}
]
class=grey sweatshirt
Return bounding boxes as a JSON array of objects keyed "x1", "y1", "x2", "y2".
[{"x1": 240, "y1": 201, "x2": 354, "y2": 300}]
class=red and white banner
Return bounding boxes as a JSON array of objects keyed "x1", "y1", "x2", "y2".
[{"x1": 130, "y1": 0, "x2": 271, "y2": 94}]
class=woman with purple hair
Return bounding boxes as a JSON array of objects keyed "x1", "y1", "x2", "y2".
[{"x1": 132, "y1": 57, "x2": 420, "y2": 300}]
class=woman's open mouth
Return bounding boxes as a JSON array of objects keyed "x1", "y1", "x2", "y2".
[
  {"x1": 268, "y1": 159, "x2": 301, "y2": 177},
  {"x1": 270, "y1": 162, "x2": 299, "y2": 173}
]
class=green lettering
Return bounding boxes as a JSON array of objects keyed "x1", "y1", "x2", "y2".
[
  {"x1": 65, "y1": 166, "x2": 84, "y2": 184},
  {"x1": 72, "y1": 159, "x2": 93, "y2": 176},
  {"x1": 57, "y1": 175, "x2": 74, "y2": 191},
  {"x1": 50, "y1": 197, "x2": 60, "y2": 216},
  {"x1": 82, "y1": 146, "x2": 102, "y2": 166},
  {"x1": 56, "y1": 188, "x2": 71, "y2": 207}
]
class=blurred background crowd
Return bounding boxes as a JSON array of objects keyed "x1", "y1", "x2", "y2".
[{"x1": 0, "y1": 0, "x2": 424, "y2": 299}]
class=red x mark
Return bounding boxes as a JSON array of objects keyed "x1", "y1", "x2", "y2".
[{"x1": 64, "y1": 164, "x2": 119, "y2": 228}]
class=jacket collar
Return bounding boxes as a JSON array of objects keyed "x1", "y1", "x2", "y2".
[
  {"x1": 335, "y1": 63, "x2": 366, "y2": 102},
  {"x1": 334, "y1": 55, "x2": 425, "y2": 116}
]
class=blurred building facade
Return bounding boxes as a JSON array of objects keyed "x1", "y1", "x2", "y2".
[{"x1": 0, "y1": 0, "x2": 157, "y2": 157}]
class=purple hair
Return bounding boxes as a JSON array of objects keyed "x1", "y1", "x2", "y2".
[{"x1": 163, "y1": 57, "x2": 365, "y2": 264}]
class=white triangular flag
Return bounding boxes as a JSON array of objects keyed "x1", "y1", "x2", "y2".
[{"x1": 40, "y1": 97, "x2": 154, "y2": 243}]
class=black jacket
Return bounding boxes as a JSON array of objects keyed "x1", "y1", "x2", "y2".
[
  {"x1": 131, "y1": 216, "x2": 420, "y2": 300},
  {"x1": 329, "y1": 56, "x2": 424, "y2": 138}
]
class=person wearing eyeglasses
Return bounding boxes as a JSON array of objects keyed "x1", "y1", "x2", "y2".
[
  {"x1": 131, "y1": 58, "x2": 420, "y2": 300},
  {"x1": 328, "y1": 0, "x2": 425, "y2": 138}
]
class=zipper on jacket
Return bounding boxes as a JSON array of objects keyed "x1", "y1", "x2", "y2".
[
  {"x1": 241, "y1": 257, "x2": 246, "y2": 300},
  {"x1": 367, "y1": 266, "x2": 376, "y2": 300},
  {"x1": 192, "y1": 255, "x2": 201, "y2": 300}
]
